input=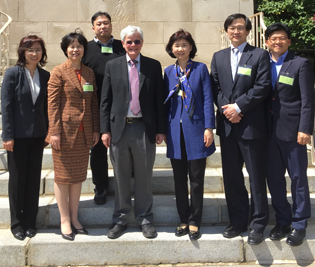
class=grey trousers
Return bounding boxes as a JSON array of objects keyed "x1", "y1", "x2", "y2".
[{"x1": 110, "y1": 121, "x2": 156, "y2": 225}]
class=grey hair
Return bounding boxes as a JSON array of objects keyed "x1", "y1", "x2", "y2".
[{"x1": 120, "y1": 25, "x2": 143, "y2": 42}]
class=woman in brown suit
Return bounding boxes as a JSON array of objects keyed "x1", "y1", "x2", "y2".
[{"x1": 47, "y1": 30, "x2": 99, "y2": 241}]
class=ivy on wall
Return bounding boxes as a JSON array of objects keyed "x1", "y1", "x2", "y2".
[{"x1": 257, "y1": 0, "x2": 315, "y2": 50}]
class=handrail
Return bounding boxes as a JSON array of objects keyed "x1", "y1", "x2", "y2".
[
  {"x1": 0, "y1": 11, "x2": 12, "y2": 35},
  {"x1": 219, "y1": 12, "x2": 267, "y2": 50},
  {"x1": 0, "y1": 11, "x2": 12, "y2": 85}
]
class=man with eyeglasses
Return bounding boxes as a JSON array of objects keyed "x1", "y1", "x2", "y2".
[
  {"x1": 211, "y1": 13, "x2": 271, "y2": 245},
  {"x1": 265, "y1": 23, "x2": 314, "y2": 246},
  {"x1": 100, "y1": 25, "x2": 166, "y2": 239},
  {"x1": 82, "y1": 11, "x2": 125, "y2": 205}
]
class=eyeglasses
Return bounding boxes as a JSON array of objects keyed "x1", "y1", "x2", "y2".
[
  {"x1": 125, "y1": 40, "x2": 141, "y2": 45},
  {"x1": 26, "y1": 49, "x2": 42, "y2": 54},
  {"x1": 228, "y1": 26, "x2": 246, "y2": 32},
  {"x1": 268, "y1": 37, "x2": 288, "y2": 43}
]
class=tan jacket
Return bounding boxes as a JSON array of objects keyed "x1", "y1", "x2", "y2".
[{"x1": 46, "y1": 59, "x2": 100, "y2": 148}]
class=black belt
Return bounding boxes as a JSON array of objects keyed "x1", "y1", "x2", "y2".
[{"x1": 126, "y1": 117, "x2": 143, "y2": 123}]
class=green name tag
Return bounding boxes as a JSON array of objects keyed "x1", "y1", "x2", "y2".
[
  {"x1": 102, "y1": 46, "x2": 113, "y2": 53},
  {"x1": 177, "y1": 89, "x2": 183, "y2": 96},
  {"x1": 279, "y1": 75, "x2": 294, "y2": 86},
  {"x1": 83, "y1": 84, "x2": 93, "y2": 92},
  {"x1": 237, "y1": 66, "x2": 252, "y2": 76}
]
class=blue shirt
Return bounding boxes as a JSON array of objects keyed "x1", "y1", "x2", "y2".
[{"x1": 270, "y1": 51, "x2": 289, "y2": 89}]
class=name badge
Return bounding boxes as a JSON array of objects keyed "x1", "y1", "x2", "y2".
[
  {"x1": 237, "y1": 65, "x2": 252, "y2": 76},
  {"x1": 177, "y1": 89, "x2": 183, "y2": 96},
  {"x1": 83, "y1": 84, "x2": 93, "y2": 92},
  {"x1": 102, "y1": 46, "x2": 113, "y2": 53},
  {"x1": 279, "y1": 75, "x2": 294, "y2": 86}
]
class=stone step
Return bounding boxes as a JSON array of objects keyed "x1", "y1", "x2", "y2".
[
  {"x1": 1, "y1": 193, "x2": 315, "y2": 228},
  {"x1": 1, "y1": 224, "x2": 315, "y2": 266},
  {"x1": 2, "y1": 167, "x2": 315, "y2": 196},
  {"x1": 0, "y1": 146, "x2": 314, "y2": 171}
]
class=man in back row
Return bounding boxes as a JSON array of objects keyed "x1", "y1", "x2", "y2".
[{"x1": 82, "y1": 11, "x2": 125, "y2": 205}]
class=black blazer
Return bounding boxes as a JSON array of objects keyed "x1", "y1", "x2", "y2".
[
  {"x1": 100, "y1": 54, "x2": 167, "y2": 144},
  {"x1": 266, "y1": 51, "x2": 314, "y2": 141},
  {"x1": 1, "y1": 65, "x2": 50, "y2": 141},
  {"x1": 211, "y1": 43, "x2": 271, "y2": 139}
]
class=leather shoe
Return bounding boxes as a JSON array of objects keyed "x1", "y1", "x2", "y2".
[
  {"x1": 72, "y1": 224, "x2": 88, "y2": 235},
  {"x1": 223, "y1": 225, "x2": 247, "y2": 238},
  {"x1": 107, "y1": 223, "x2": 127, "y2": 239},
  {"x1": 140, "y1": 223, "x2": 157, "y2": 239},
  {"x1": 175, "y1": 225, "x2": 189, "y2": 237},
  {"x1": 61, "y1": 232, "x2": 74, "y2": 241},
  {"x1": 189, "y1": 229, "x2": 201, "y2": 240},
  {"x1": 248, "y1": 229, "x2": 264, "y2": 245},
  {"x1": 94, "y1": 188, "x2": 106, "y2": 205},
  {"x1": 25, "y1": 228, "x2": 37, "y2": 238},
  {"x1": 13, "y1": 231, "x2": 25, "y2": 241},
  {"x1": 269, "y1": 223, "x2": 291, "y2": 240},
  {"x1": 286, "y1": 228, "x2": 306, "y2": 246}
]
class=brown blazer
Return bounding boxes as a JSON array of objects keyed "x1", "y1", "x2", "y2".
[{"x1": 46, "y1": 59, "x2": 100, "y2": 148}]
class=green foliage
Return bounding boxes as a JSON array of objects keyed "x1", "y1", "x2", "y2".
[{"x1": 257, "y1": 0, "x2": 315, "y2": 50}]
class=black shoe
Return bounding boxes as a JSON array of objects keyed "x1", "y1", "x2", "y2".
[
  {"x1": 94, "y1": 188, "x2": 107, "y2": 205},
  {"x1": 223, "y1": 225, "x2": 247, "y2": 238},
  {"x1": 13, "y1": 231, "x2": 25, "y2": 241},
  {"x1": 72, "y1": 224, "x2": 89, "y2": 235},
  {"x1": 269, "y1": 223, "x2": 291, "y2": 240},
  {"x1": 248, "y1": 229, "x2": 264, "y2": 245},
  {"x1": 189, "y1": 229, "x2": 201, "y2": 240},
  {"x1": 140, "y1": 223, "x2": 157, "y2": 239},
  {"x1": 107, "y1": 223, "x2": 127, "y2": 239},
  {"x1": 61, "y1": 232, "x2": 74, "y2": 241},
  {"x1": 175, "y1": 225, "x2": 189, "y2": 237},
  {"x1": 286, "y1": 228, "x2": 306, "y2": 246},
  {"x1": 25, "y1": 228, "x2": 37, "y2": 238}
]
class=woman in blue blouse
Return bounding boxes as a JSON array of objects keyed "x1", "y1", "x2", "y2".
[{"x1": 164, "y1": 29, "x2": 216, "y2": 240}]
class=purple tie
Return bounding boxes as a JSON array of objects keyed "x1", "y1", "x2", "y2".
[{"x1": 129, "y1": 59, "x2": 140, "y2": 115}]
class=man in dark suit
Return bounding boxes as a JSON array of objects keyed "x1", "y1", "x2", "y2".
[
  {"x1": 100, "y1": 25, "x2": 166, "y2": 239},
  {"x1": 265, "y1": 23, "x2": 314, "y2": 246},
  {"x1": 82, "y1": 11, "x2": 125, "y2": 205},
  {"x1": 211, "y1": 13, "x2": 271, "y2": 245}
]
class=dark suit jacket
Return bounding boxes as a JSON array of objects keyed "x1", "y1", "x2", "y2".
[
  {"x1": 266, "y1": 51, "x2": 314, "y2": 141},
  {"x1": 211, "y1": 43, "x2": 271, "y2": 139},
  {"x1": 100, "y1": 54, "x2": 167, "y2": 144},
  {"x1": 1, "y1": 65, "x2": 50, "y2": 141},
  {"x1": 82, "y1": 39, "x2": 125, "y2": 105}
]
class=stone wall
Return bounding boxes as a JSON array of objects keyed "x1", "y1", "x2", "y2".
[{"x1": 0, "y1": 0, "x2": 253, "y2": 71}]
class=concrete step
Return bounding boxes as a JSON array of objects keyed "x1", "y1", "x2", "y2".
[
  {"x1": 0, "y1": 146, "x2": 314, "y2": 171},
  {"x1": 2, "y1": 167, "x2": 315, "y2": 196},
  {"x1": 1, "y1": 224, "x2": 315, "y2": 266},
  {"x1": 1, "y1": 193, "x2": 315, "y2": 228}
]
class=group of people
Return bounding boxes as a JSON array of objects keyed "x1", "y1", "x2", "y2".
[{"x1": 1, "y1": 11, "x2": 313, "y2": 247}]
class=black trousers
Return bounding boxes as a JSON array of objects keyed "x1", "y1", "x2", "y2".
[
  {"x1": 90, "y1": 135, "x2": 109, "y2": 191},
  {"x1": 170, "y1": 126, "x2": 207, "y2": 228},
  {"x1": 8, "y1": 137, "x2": 45, "y2": 234},
  {"x1": 220, "y1": 130, "x2": 269, "y2": 232}
]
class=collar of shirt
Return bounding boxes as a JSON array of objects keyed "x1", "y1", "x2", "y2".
[
  {"x1": 269, "y1": 50, "x2": 288, "y2": 66},
  {"x1": 93, "y1": 36, "x2": 114, "y2": 46},
  {"x1": 126, "y1": 54, "x2": 141, "y2": 72},
  {"x1": 230, "y1": 41, "x2": 247, "y2": 53}
]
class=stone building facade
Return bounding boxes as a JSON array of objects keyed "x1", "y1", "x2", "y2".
[{"x1": 0, "y1": 0, "x2": 253, "y2": 70}]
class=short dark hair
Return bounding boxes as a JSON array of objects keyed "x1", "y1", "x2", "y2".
[
  {"x1": 265, "y1": 22, "x2": 291, "y2": 40},
  {"x1": 224, "y1": 13, "x2": 252, "y2": 32},
  {"x1": 165, "y1": 29, "x2": 197, "y2": 59},
  {"x1": 91, "y1": 11, "x2": 111, "y2": 25},
  {"x1": 60, "y1": 29, "x2": 88, "y2": 58},
  {"x1": 16, "y1": 35, "x2": 47, "y2": 67}
]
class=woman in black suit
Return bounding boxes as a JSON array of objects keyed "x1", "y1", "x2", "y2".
[{"x1": 1, "y1": 35, "x2": 50, "y2": 240}]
